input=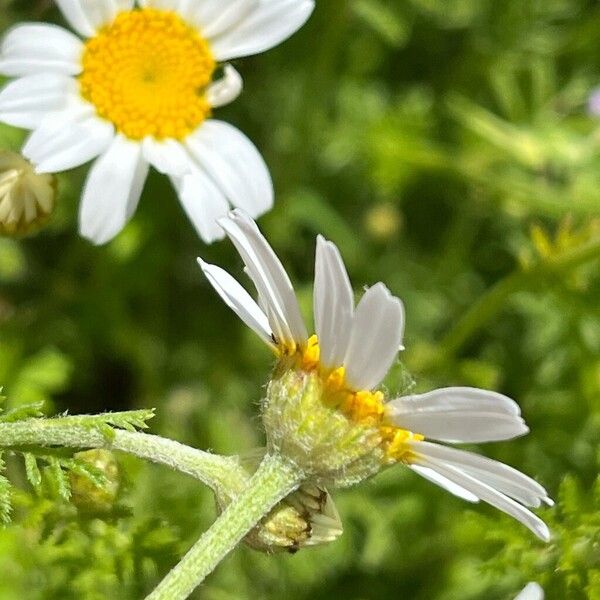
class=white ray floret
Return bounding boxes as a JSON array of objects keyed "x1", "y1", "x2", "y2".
[
  {"x1": 314, "y1": 235, "x2": 354, "y2": 369},
  {"x1": 387, "y1": 387, "x2": 529, "y2": 443},
  {"x1": 0, "y1": 0, "x2": 315, "y2": 244},
  {"x1": 198, "y1": 211, "x2": 551, "y2": 541}
]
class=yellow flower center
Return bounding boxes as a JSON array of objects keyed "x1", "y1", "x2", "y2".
[
  {"x1": 298, "y1": 335, "x2": 424, "y2": 464},
  {"x1": 79, "y1": 9, "x2": 216, "y2": 141}
]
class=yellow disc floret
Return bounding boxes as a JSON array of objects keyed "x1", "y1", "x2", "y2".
[
  {"x1": 79, "y1": 9, "x2": 216, "y2": 141},
  {"x1": 297, "y1": 335, "x2": 424, "y2": 465}
]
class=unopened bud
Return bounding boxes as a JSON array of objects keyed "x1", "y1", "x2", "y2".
[
  {"x1": 0, "y1": 151, "x2": 56, "y2": 237},
  {"x1": 216, "y1": 450, "x2": 343, "y2": 553},
  {"x1": 70, "y1": 449, "x2": 120, "y2": 515}
]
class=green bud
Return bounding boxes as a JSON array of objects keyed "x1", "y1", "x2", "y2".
[
  {"x1": 70, "y1": 449, "x2": 120, "y2": 515},
  {"x1": 215, "y1": 449, "x2": 343, "y2": 553}
]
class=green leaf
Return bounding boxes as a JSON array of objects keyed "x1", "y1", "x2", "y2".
[
  {"x1": 24, "y1": 453, "x2": 42, "y2": 491},
  {"x1": 58, "y1": 409, "x2": 156, "y2": 435},
  {"x1": 47, "y1": 457, "x2": 71, "y2": 502},
  {"x1": 0, "y1": 452, "x2": 12, "y2": 525},
  {"x1": 0, "y1": 401, "x2": 45, "y2": 423}
]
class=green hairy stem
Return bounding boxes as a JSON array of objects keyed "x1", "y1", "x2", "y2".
[
  {"x1": 0, "y1": 418, "x2": 247, "y2": 494},
  {"x1": 146, "y1": 453, "x2": 302, "y2": 600}
]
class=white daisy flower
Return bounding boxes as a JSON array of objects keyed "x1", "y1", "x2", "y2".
[
  {"x1": 0, "y1": 0, "x2": 315, "y2": 244},
  {"x1": 515, "y1": 583, "x2": 544, "y2": 600},
  {"x1": 199, "y1": 210, "x2": 552, "y2": 541}
]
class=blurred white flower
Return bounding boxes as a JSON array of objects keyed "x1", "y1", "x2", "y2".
[
  {"x1": 199, "y1": 209, "x2": 552, "y2": 540},
  {"x1": 588, "y1": 88, "x2": 600, "y2": 117},
  {"x1": 0, "y1": 151, "x2": 55, "y2": 236},
  {"x1": 0, "y1": 0, "x2": 315, "y2": 244},
  {"x1": 515, "y1": 582, "x2": 544, "y2": 600}
]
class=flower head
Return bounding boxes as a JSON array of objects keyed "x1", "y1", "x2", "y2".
[
  {"x1": 199, "y1": 210, "x2": 552, "y2": 541},
  {"x1": 0, "y1": 0, "x2": 315, "y2": 244},
  {"x1": 0, "y1": 150, "x2": 55, "y2": 236}
]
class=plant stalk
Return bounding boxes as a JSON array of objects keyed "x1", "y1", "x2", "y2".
[
  {"x1": 0, "y1": 419, "x2": 247, "y2": 494},
  {"x1": 146, "y1": 452, "x2": 302, "y2": 600}
]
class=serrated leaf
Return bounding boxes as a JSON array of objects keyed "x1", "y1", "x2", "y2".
[
  {"x1": 47, "y1": 457, "x2": 71, "y2": 502},
  {"x1": 68, "y1": 459, "x2": 109, "y2": 489},
  {"x1": 0, "y1": 401, "x2": 45, "y2": 423},
  {"x1": 59, "y1": 409, "x2": 156, "y2": 436},
  {"x1": 0, "y1": 453, "x2": 12, "y2": 525},
  {"x1": 98, "y1": 422, "x2": 116, "y2": 442},
  {"x1": 24, "y1": 453, "x2": 42, "y2": 490},
  {"x1": 100, "y1": 409, "x2": 156, "y2": 432}
]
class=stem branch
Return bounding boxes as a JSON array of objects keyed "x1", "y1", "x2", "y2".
[
  {"x1": 146, "y1": 453, "x2": 302, "y2": 600},
  {"x1": 0, "y1": 419, "x2": 247, "y2": 494}
]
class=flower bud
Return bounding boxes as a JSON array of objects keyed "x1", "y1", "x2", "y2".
[
  {"x1": 70, "y1": 449, "x2": 120, "y2": 515},
  {"x1": 0, "y1": 151, "x2": 56, "y2": 236},
  {"x1": 244, "y1": 484, "x2": 343, "y2": 553},
  {"x1": 215, "y1": 449, "x2": 343, "y2": 553}
]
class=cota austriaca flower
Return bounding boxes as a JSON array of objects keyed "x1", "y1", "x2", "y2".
[
  {"x1": 199, "y1": 210, "x2": 553, "y2": 542},
  {"x1": 0, "y1": 0, "x2": 314, "y2": 244}
]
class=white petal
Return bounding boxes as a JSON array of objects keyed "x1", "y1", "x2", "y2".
[
  {"x1": 0, "y1": 24, "x2": 83, "y2": 76},
  {"x1": 171, "y1": 0, "x2": 253, "y2": 33},
  {"x1": 22, "y1": 96, "x2": 113, "y2": 170},
  {"x1": 24, "y1": 108, "x2": 114, "y2": 174},
  {"x1": 218, "y1": 210, "x2": 307, "y2": 347},
  {"x1": 314, "y1": 235, "x2": 354, "y2": 369},
  {"x1": 515, "y1": 583, "x2": 544, "y2": 600},
  {"x1": 206, "y1": 65, "x2": 244, "y2": 108},
  {"x1": 387, "y1": 388, "x2": 529, "y2": 443},
  {"x1": 413, "y1": 452, "x2": 550, "y2": 541},
  {"x1": 185, "y1": 120, "x2": 273, "y2": 218},
  {"x1": 142, "y1": 138, "x2": 192, "y2": 179},
  {"x1": 198, "y1": 0, "x2": 257, "y2": 39},
  {"x1": 55, "y1": 0, "x2": 134, "y2": 38},
  {"x1": 413, "y1": 441, "x2": 552, "y2": 508},
  {"x1": 172, "y1": 170, "x2": 229, "y2": 243},
  {"x1": 197, "y1": 258, "x2": 274, "y2": 347},
  {"x1": 79, "y1": 135, "x2": 148, "y2": 245},
  {"x1": 390, "y1": 387, "x2": 521, "y2": 416},
  {"x1": 343, "y1": 283, "x2": 404, "y2": 391},
  {"x1": 137, "y1": 0, "x2": 185, "y2": 9},
  {"x1": 410, "y1": 464, "x2": 479, "y2": 503},
  {"x1": 390, "y1": 411, "x2": 528, "y2": 444},
  {"x1": 208, "y1": 0, "x2": 315, "y2": 61},
  {"x1": 0, "y1": 74, "x2": 76, "y2": 129}
]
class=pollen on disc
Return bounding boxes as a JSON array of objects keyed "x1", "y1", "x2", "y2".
[{"x1": 79, "y1": 8, "x2": 216, "y2": 141}]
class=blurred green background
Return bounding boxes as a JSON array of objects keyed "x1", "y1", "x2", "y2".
[{"x1": 0, "y1": 0, "x2": 599, "y2": 598}]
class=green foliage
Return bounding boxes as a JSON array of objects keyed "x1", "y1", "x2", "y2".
[
  {"x1": 0, "y1": 395, "x2": 154, "y2": 525},
  {"x1": 57, "y1": 409, "x2": 156, "y2": 441},
  {"x1": 1, "y1": 0, "x2": 600, "y2": 598}
]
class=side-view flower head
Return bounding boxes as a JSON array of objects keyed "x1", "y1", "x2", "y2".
[
  {"x1": 199, "y1": 210, "x2": 553, "y2": 542},
  {"x1": 0, "y1": 0, "x2": 315, "y2": 244}
]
